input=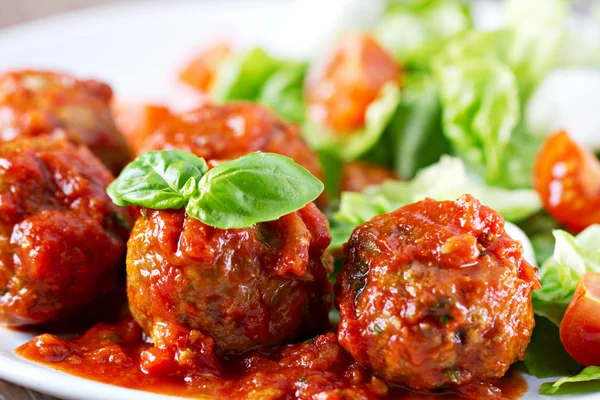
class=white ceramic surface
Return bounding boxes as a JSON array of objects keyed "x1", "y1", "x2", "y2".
[{"x1": 0, "y1": 1, "x2": 594, "y2": 399}]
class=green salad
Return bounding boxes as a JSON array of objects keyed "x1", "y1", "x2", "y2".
[{"x1": 180, "y1": 0, "x2": 600, "y2": 395}]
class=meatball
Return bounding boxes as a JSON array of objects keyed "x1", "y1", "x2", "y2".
[
  {"x1": 0, "y1": 70, "x2": 130, "y2": 174},
  {"x1": 127, "y1": 203, "x2": 333, "y2": 356},
  {"x1": 335, "y1": 195, "x2": 539, "y2": 390},
  {"x1": 137, "y1": 102, "x2": 325, "y2": 191},
  {"x1": 0, "y1": 137, "x2": 129, "y2": 326},
  {"x1": 339, "y1": 161, "x2": 400, "y2": 194}
]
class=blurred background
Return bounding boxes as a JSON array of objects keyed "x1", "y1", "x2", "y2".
[{"x1": 0, "y1": 0, "x2": 120, "y2": 28}]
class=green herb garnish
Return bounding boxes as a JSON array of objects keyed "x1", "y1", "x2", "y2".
[{"x1": 107, "y1": 151, "x2": 324, "y2": 229}]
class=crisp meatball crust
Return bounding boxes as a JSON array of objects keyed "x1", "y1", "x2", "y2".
[
  {"x1": 335, "y1": 195, "x2": 539, "y2": 390},
  {"x1": 127, "y1": 203, "x2": 333, "y2": 356},
  {"x1": 0, "y1": 137, "x2": 129, "y2": 326},
  {"x1": 137, "y1": 103, "x2": 325, "y2": 198},
  {"x1": 0, "y1": 70, "x2": 130, "y2": 174}
]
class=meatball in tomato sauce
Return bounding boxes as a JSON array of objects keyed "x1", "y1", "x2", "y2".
[
  {"x1": 0, "y1": 70, "x2": 130, "y2": 174},
  {"x1": 0, "y1": 137, "x2": 129, "y2": 326},
  {"x1": 335, "y1": 195, "x2": 538, "y2": 390},
  {"x1": 127, "y1": 203, "x2": 333, "y2": 356},
  {"x1": 137, "y1": 102, "x2": 324, "y2": 187}
]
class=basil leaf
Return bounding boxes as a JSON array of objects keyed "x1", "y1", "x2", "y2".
[
  {"x1": 187, "y1": 152, "x2": 324, "y2": 229},
  {"x1": 107, "y1": 150, "x2": 208, "y2": 209}
]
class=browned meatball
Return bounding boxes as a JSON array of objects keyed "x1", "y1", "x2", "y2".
[
  {"x1": 335, "y1": 195, "x2": 539, "y2": 390},
  {"x1": 0, "y1": 137, "x2": 129, "y2": 326},
  {"x1": 127, "y1": 203, "x2": 333, "y2": 356},
  {"x1": 136, "y1": 102, "x2": 327, "y2": 206},
  {"x1": 0, "y1": 70, "x2": 130, "y2": 174},
  {"x1": 339, "y1": 161, "x2": 400, "y2": 194}
]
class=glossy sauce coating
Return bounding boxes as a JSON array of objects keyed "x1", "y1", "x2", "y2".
[
  {"x1": 127, "y1": 203, "x2": 333, "y2": 356},
  {"x1": 0, "y1": 137, "x2": 129, "y2": 326},
  {"x1": 17, "y1": 316, "x2": 528, "y2": 399},
  {"x1": 0, "y1": 70, "x2": 130, "y2": 174},
  {"x1": 336, "y1": 195, "x2": 539, "y2": 390}
]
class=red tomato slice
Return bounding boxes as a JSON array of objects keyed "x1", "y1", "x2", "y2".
[
  {"x1": 113, "y1": 102, "x2": 174, "y2": 156},
  {"x1": 533, "y1": 131, "x2": 600, "y2": 232},
  {"x1": 560, "y1": 271, "x2": 600, "y2": 366},
  {"x1": 306, "y1": 33, "x2": 400, "y2": 134},
  {"x1": 179, "y1": 41, "x2": 232, "y2": 93}
]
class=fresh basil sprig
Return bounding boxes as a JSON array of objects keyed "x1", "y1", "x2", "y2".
[{"x1": 107, "y1": 151, "x2": 324, "y2": 229}]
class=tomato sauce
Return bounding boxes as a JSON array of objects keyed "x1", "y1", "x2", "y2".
[{"x1": 16, "y1": 315, "x2": 527, "y2": 399}]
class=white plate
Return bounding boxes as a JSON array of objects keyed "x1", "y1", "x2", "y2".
[{"x1": 0, "y1": 1, "x2": 593, "y2": 399}]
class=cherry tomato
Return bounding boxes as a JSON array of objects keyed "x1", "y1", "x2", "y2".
[
  {"x1": 179, "y1": 41, "x2": 232, "y2": 92},
  {"x1": 306, "y1": 33, "x2": 400, "y2": 133},
  {"x1": 113, "y1": 102, "x2": 173, "y2": 156},
  {"x1": 560, "y1": 271, "x2": 600, "y2": 366},
  {"x1": 533, "y1": 131, "x2": 600, "y2": 232}
]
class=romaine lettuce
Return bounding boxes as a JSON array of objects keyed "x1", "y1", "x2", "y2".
[
  {"x1": 387, "y1": 73, "x2": 451, "y2": 178},
  {"x1": 434, "y1": 58, "x2": 520, "y2": 183},
  {"x1": 541, "y1": 367, "x2": 600, "y2": 395},
  {"x1": 211, "y1": 48, "x2": 281, "y2": 102},
  {"x1": 533, "y1": 225, "x2": 600, "y2": 325},
  {"x1": 302, "y1": 82, "x2": 401, "y2": 161},
  {"x1": 330, "y1": 156, "x2": 541, "y2": 249},
  {"x1": 375, "y1": 0, "x2": 472, "y2": 70}
]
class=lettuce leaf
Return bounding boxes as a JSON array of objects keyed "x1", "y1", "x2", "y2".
[
  {"x1": 387, "y1": 73, "x2": 451, "y2": 178},
  {"x1": 330, "y1": 156, "x2": 541, "y2": 249},
  {"x1": 504, "y1": 0, "x2": 569, "y2": 99},
  {"x1": 211, "y1": 48, "x2": 307, "y2": 123},
  {"x1": 524, "y1": 316, "x2": 582, "y2": 379},
  {"x1": 258, "y1": 62, "x2": 307, "y2": 123},
  {"x1": 434, "y1": 58, "x2": 520, "y2": 184},
  {"x1": 532, "y1": 225, "x2": 600, "y2": 325},
  {"x1": 211, "y1": 48, "x2": 281, "y2": 102},
  {"x1": 303, "y1": 82, "x2": 401, "y2": 161},
  {"x1": 374, "y1": 0, "x2": 472, "y2": 70},
  {"x1": 518, "y1": 212, "x2": 563, "y2": 265},
  {"x1": 540, "y1": 367, "x2": 600, "y2": 395}
]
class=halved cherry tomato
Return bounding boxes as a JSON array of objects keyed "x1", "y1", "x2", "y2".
[
  {"x1": 179, "y1": 41, "x2": 232, "y2": 92},
  {"x1": 560, "y1": 271, "x2": 600, "y2": 366},
  {"x1": 113, "y1": 102, "x2": 173, "y2": 156},
  {"x1": 533, "y1": 131, "x2": 600, "y2": 232},
  {"x1": 306, "y1": 33, "x2": 400, "y2": 134}
]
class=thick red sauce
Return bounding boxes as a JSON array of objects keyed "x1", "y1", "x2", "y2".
[{"x1": 16, "y1": 316, "x2": 527, "y2": 400}]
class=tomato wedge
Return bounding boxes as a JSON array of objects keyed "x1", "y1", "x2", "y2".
[
  {"x1": 560, "y1": 271, "x2": 600, "y2": 366},
  {"x1": 179, "y1": 41, "x2": 232, "y2": 92},
  {"x1": 306, "y1": 33, "x2": 400, "y2": 134},
  {"x1": 113, "y1": 102, "x2": 173, "y2": 156},
  {"x1": 533, "y1": 131, "x2": 600, "y2": 232}
]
